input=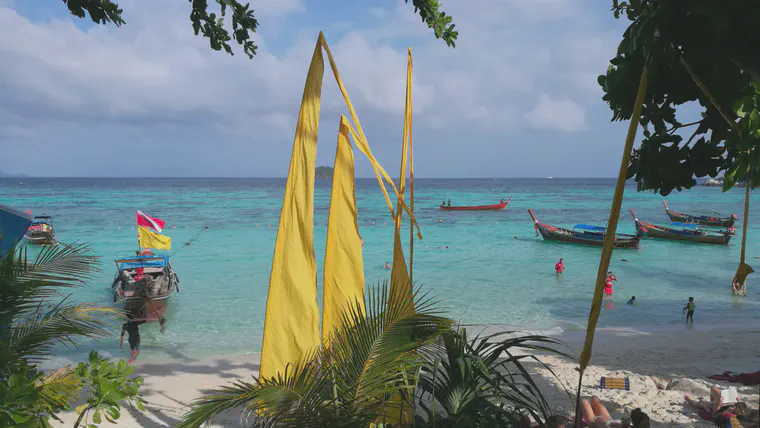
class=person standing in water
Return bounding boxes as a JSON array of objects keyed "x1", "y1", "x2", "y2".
[
  {"x1": 383, "y1": 262, "x2": 391, "y2": 269},
  {"x1": 604, "y1": 271, "x2": 617, "y2": 296},
  {"x1": 555, "y1": 258, "x2": 565, "y2": 274},
  {"x1": 447, "y1": 198, "x2": 451, "y2": 207},
  {"x1": 120, "y1": 315, "x2": 146, "y2": 364},
  {"x1": 683, "y1": 297, "x2": 695, "y2": 323},
  {"x1": 627, "y1": 296, "x2": 636, "y2": 305}
]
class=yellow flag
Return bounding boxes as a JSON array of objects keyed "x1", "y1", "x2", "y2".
[
  {"x1": 389, "y1": 48, "x2": 415, "y2": 309},
  {"x1": 259, "y1": 40, "x2": 324, "y2": 382},
  {"x1": 322, "y1": 116, "x2": 365, "y2": 342},
  {"x1": 137, "y1": 226, "x2": 171, "y2": 250}
]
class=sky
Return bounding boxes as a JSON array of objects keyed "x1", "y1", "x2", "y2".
[{"x1": 0, "y1": 0, "x2": 636, "y2": 178}]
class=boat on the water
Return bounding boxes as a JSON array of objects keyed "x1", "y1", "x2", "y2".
[
  {"x1": 440, "y1": 196, "x2": 512, "y2": 211},
  {"x1": 112, "y1": 210, "x2": 177, "y2": 322},
  {"x1": 663, "y1": 200, "x2": 737, "y2": 227},
  {"x1": 112, "y1": 255, "x2": 179, "y2": 321},
  {"x1": 631, "y1": 209, "x2": 732, "y2": 245},
  {"x1": 528, "y1": 209, "x2": 640, "y2": 249},
  {"x1": 24, "y1": 216, "x2": 56, "y2": 245}
]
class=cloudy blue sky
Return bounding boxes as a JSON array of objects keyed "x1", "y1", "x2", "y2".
[{"x1": 0, "y1": 0, "x2": 634, "y2": 177}]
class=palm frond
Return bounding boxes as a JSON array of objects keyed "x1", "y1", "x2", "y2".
[
  {"x1": 2, "y1": 302, "x2": 120, "y2": 372},
  {"x1": 181, "y1": 282, "x2": 453, "y2": 428},
  {"x1": 418, "y1": 328, "x2": 572, "y2": 427},
  {"x1": 36, "y1": 366, "x2": 83, "y2": 414}
]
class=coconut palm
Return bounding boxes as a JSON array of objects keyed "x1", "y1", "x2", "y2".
[
  {"x1": 0, "y1": 243, "x2": 120, "y2": 426},
  {"x1": 180, "y1": 283, "x2": 569, "y2": 428}
]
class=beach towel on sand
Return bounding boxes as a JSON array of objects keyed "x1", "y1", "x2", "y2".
[{"x1": 600, "y1": 377, "x2": 630, "y2": 390}]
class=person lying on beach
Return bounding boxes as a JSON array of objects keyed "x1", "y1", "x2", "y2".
[
  {"x1": 581, "y1": 396, "x2": 629, "y2": 427},
  {"x1": 708, "y1": 371, "x2": 760, "y2": 386},
  {"x1": 684, "y1": 386, "x2": 759, "y2": 427}
]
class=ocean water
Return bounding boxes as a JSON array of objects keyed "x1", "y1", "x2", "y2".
[{"x1": 2, "y1": 177, "x2": 759, "y2": 363}]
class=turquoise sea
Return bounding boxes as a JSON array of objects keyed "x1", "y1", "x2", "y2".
[{"x1": 2, "y1": 177, "x2": 759, "y2": 363}]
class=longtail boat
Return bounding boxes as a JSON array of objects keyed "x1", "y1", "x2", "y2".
[
  {"x1": 528, "y1": 209, "x2": 640, "y2": 249},
  {"x1": 112, "y1": 255, "x2": 179, "y2": 321},
  {"x1": 631, "y1": 209, "x2": 731, "y2": 245},
  {"x1": 24, "y1": 215, "x2": 56, "y2": 245},
  {"x1": 440, "y1": 196, "x2": 512, "y2": 211},
  {"x1": 663, "y1": 200, "x2": 737, "y2": 227}
]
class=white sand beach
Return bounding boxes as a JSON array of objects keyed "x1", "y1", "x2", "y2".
[{"x1": 52, "y1": 325, "x2": 759, "y2": 427}]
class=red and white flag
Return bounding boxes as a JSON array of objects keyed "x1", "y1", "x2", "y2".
[{"x1": 136, "y1": 210, "x2": 165, "y2": 232}]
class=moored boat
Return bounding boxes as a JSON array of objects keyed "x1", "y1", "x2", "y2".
[
  {"x1": 24, "y1": 216, "x2": 56, "y2": 245},
  {"x1": 631, "y1": 209, "x2": 731, "y2": 245},
  {"x1": 663, "y1": 200, "x2": 737, "y2": 227},
  {"x1": 112, "y1": 255, "x2": 179, "y2": 321},
  {"x1": 112, "y1": 210, "x2": 177, "y2": 322},
  {"x1": 440, "y1": 196, "x2": 512, "y2": 211},
  {"x1": 528, "y1": 209, "x2": 640, "y2": 249}
]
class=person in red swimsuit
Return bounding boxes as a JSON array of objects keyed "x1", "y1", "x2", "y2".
[
  {"x1": 605, "y1": 271, "x2": 617, "y2": 296},
  {"x1": 555, "y1": 258, "x2": 565, "y2": 274}
]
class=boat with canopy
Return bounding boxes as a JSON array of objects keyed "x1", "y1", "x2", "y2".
[
  {"x1": 440, "y1": 196, "x2": 512, "y2": 211},
  {"x1": 631, "y1": 209, "x2": 732, "y2": 245},
  {"x1": 24, "y1": 215, "x2": 56, "y2": 245},
  {"x1": 112, "y1": 211, "x2": 178, "y2": 322},
  {"x1": 112, "y1": 255, "x2": 178, "y2": 321},
  {"x1": 528, "y1": 209, "x2": 640, "y2": 248},
  {"x1": 663, "y1": 200, "x2": 737, "y2": 227}
]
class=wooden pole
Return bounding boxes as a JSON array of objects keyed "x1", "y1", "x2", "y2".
[{"x1": 574, "y1": 65, "x2": 649, "y2": 427}]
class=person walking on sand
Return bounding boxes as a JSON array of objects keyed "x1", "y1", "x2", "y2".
[
  {"x1": 555, "y1": 258, "x2": 565, "y2": 274},
  {"x1": 120, "y1": 316, "x2": 146, "y2": 364},
  {"x1": 683, "y1": 296, "x2": 695, "y2": 323}
]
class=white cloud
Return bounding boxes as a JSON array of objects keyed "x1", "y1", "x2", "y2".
[
  {"x1": 525, "y1": 93, "x2": 586, "y2": 132},
  {"x1": 0, "y1": 0, "x2": 625, "y2": 176}
]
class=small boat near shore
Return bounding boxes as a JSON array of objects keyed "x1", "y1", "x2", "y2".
[
  {"x1": 440, "y1": 196, "x2": 512, "y2": 211},
  {"x1": 112, "y1": 255, "x2": 179, "y2": 321},
  {"x1": 24, "y1": 215, "x2": 56, "y2": 245},
  {"x1": 631, "y1": 209, "x2": 732, "y2": 245},
  {"x1": 528, "y1": 209, "x2": 640, "y2": 248},
  {"x1": 663, "y1": 200, "x2": 737, "y2": 227}
]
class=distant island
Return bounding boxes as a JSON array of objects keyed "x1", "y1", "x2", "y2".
[
  {"x1": 316, "y1": 166, "x2": 334, "y2": 178},
  {"x1": 0, "y1": 171, "x2": 29, "y2": 178}
]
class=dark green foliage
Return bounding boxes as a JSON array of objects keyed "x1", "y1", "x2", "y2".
[
  {"x1": 406, "y1": 0, "x2": 458, "y2": 48},
  {"x1": 0, "y1": 245, "x2": 142, "y2": 427},
  {"x1": 73, "y1": 351, "x2": 145, "y2": 428},
  {"x1": 180, "y1": 283, "x2": 567, "y2": 428},
  {"x1": 61, "y1": 0, "x2": 457, "y2": 59},
  {"x1": 416, "y1": 329, "x2": 572, "y2": 428},
  {"x1": 599, "y1": 0, "x2": 760, "y2": 195}
]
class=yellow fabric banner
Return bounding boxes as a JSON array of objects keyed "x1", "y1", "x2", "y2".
[
  {"x1": 259, "y1": 40, "x2": 324, "y2": 382},
  {"x1": 137, "y1": 226, "x2": 172, "y2": 250},
  {"x1": 322, "y1": 116, "x2": 365, "y2": 342},
  {"x1": 390, "y1": 48, "x2": 414, "y2": 308}
]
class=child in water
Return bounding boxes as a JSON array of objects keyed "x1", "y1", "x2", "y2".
[
  {"x1": 555, "y1": 258, "x2": 565, "y2": 274},
  {"x1": 683, "y1": 297, "x2": 695, "y2": 323},
  {"x1": 627, "y1": 296, "x2": 636, "y2": 305}
]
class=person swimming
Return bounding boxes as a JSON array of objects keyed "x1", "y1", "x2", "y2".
[
  {"x1": 627, "y1": 296, "x2": 636, "y2": 305},
  {"x1": 555, "y1": 258, "x2": 565, "y2": 274},
  {"x1": 383, "y1": 262, "x2": 391, "y2": 269}
]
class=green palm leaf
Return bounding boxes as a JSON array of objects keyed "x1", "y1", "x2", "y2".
[
  {"x1": 180, "y1": 282, "x2": 453, "y2": 428},
  {"x1": 0, "y1": 243, "x2": 119, "y2": 376}
]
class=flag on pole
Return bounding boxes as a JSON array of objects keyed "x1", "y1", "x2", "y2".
[
  {"x1": 136, "y1": 210, "x2": 165, "y2": 232},
  {"x1": 137, "y1": 226, "x2": 172, "y2": 250}
]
